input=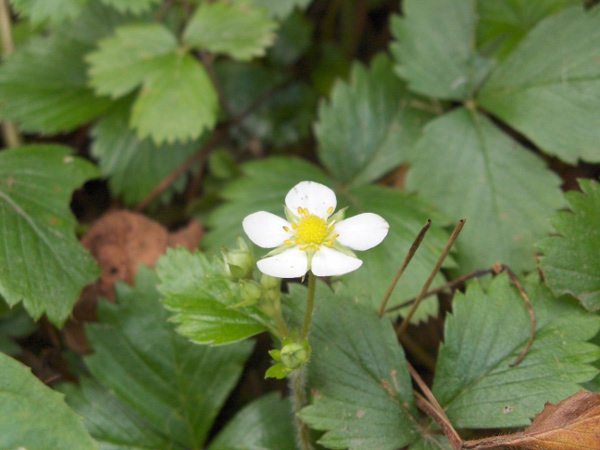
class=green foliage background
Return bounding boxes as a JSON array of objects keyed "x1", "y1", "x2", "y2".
[{"x1": 0, "y1": 0, "x2": 599, "y2": 449}]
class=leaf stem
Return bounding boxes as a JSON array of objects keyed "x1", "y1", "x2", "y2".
[
  {"x1": 301, "y1": 272, "x2": 316, "y2": 340},
  {"x1": 378, "y1": 219, "x2": 431, "y2": 317},
  {"x1": 289, "y1": 367, "x2": 313, "y2": 450}
]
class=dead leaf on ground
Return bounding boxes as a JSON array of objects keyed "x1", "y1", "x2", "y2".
[
  {"x1": 463, "y1": 390, "x2": 600, "y2": 449},
  {"x1": 62, "y1": 210, "x2": 203, "y2": 353}
]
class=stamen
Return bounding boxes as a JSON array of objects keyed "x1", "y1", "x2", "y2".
[
  {"x1": 327, "y1": 206, "x2": 334, "y2": 215},
  {"x1": 292, "y1": 223, "x2": 298, "y2": 230},
  {"x1": 332, "y1": 233, "x2": 340, "y2": 239},
  {"x1": 329, "y1": 225, "x2": 335, "y2": 232},
  {"x1": 299, "y1": 245, "x2": 308, "y2": 251},
  {"x1": 284, "y1": 240, "x2": 292, "y2": 245},
  {"x1": 297, "y1": 207, "x2": 303, "y2": 215},
  {"x1": 325, "y1": 241, "x2": 334, "y2": 247},
  {"x1": 283, "y1": 226, "x2": 290, "y2": 232}
]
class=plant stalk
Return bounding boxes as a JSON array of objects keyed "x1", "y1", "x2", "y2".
[{"x1": 301, "y1": 271, "x2": 316, "y2": 340}]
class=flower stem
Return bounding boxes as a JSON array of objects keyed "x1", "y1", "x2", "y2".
[
  {"x1": 289, "y1": 366, "x2": 313, "y2": 450},
  {"x1": 273, "y1": 303, "x2": 290, "y2": 338},
  {"x1": 301, "y1": 272, "x2": 316, "y2": 340}
]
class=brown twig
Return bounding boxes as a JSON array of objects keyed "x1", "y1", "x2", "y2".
[
  {"x1": 396, "y1": 219, "x2": 466, "y2": 337},
  {"x1": 378, "y1": 219, "x2": 431, "y2": 317},
  {"x1": 408, "y1": 362, "x2": 463, "y2": 450}
]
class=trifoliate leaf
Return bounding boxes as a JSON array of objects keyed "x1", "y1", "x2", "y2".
[
  {"x1": 247, "y1": 0, "x2": 311, "y2": 19},
  {"x1": 131, "y1": 52, "x2": 218, "y2": 144},
  {"x1": 157, "y1": 248, "x2": 274, "y2": 345},
  {"x1": 406, "y1": 108, "x2": 564, "y2": 274},
  {"x1": 11, "y1": 0, "x2": 87, "y2": 25},
  {"x1": 183, "y1": 1, "x2": 277, "y2": 60},
  {"x1": 478, "y1": 6, "x2": 600, "y2": 163},
  {"x1": 0, "y1": 352, "x2": 97, "y2": 450},
  {"x1": 0, "y1": 145, "x2": 100, "y2": 326},
  {"x1": 60, "y1": 378, "x2": 184, "y2": 450},
  {"x1": 316, "y1": 54, "x2": 434, "y2": 187},
  {"x1": 297, "y1": 283, "x2": 419, "y2": 450},
  {"x1": 207, "y1": 393, "x2": 296, "y2": 450},
  {"x1": 215, "y1": 61, "x2": 316, "y2": 148},
  {"x1": 86, "y1": 23, "x2": 179, "y2": 98},
  {"x1": 0, "y1": 32, "x2": 111, "y2": 133},
  {"x1": 338, "y1": 185, "x2": 451, "y2": 321},
  {"x1": 476, "y1": 0, "x2": 584, "y2": 60},
  {"x1": 91, "y1": 99, "x2": 201, "y2": 205},
  {"x1": 83, "y1": 267, "x2": 253, "y2": 447},
  {"x1": 100, "y1": 0, "x2": 161, "y2": 14},
  {"x1": 390, "y1": 0, "x2": 492, "y2": 100},
  {"x1": 432, "y1": 274, "x2": 600, "y2": 429},
  {"x1": 538, "y1": 179, "x2": 600, "y2": 312}
]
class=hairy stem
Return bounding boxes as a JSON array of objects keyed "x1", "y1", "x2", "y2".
[
  {"x1": 289, "y1": 367, "x2": 313, "y2": 450},
  {"x1": 301, "y1": 272, "x2": 316, "y2": 340}
]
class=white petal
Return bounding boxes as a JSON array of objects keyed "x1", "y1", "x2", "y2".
[
  {"x1": 243, "y1": 212, "x2": 292, "y2": 248},
  {"x1": 285, "y1": 181, "x2": 337, "y2": 219},
  {"x1": 335, "y1": 213, "x2": 389, "y2": 251},
  {"x1": 257, "y1": 247, "x2": 308, "y2": 278},
  {"x1": 311, "y1": 246, "x2": 362, "y2": 276}
]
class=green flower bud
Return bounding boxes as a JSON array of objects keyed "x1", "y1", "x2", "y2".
[
  {"x1": 239, "y1": 280, "x2": 263, "y2": 306},
  {"x1": 280, "y1": 340, "x2": 311, "y2": 370},
  {"x1": 222, "y1": 237, "x2": 254, "y2": 279}
]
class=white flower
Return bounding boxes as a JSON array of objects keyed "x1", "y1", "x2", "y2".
[{"x1": 242, "y1": 181, "x2": 389, "y2": 278}]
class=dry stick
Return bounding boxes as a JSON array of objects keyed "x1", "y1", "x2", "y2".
[
  {"x1": 396, "y1": 219, "x2": 466, "y2": 337},
  {"x1": 407, "y1": 362, "x2": 463, "y2": 450},
  {"x1": 0, "y1": 0, "x2": 22, "y2": 148},
  {"x1": 498, "y1": 264, "x2": 536, "y2": 367},
  {"x1": 385, "y1": 268, "x2": 494, "y2": 315},
  {"x1": 377, "y1": 219, "x2": 432, "y2": 317}
]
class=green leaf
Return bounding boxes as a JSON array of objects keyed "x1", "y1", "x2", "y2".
[
  {"x1": 208, "y1": 393, "x2": 295, "y2": 450},
  {"x1": 538, "y1": 179, "x2": 600, "y2": 312},
  {"x1": 183, "y1": 1, "x2": 277, "y2": 60},
  {"x1": 478, "y1": 6, "x2": 600, "y2": 163},
  {"x1": 0, "y1": 352, "x2": 97, "y2": 450},
  {"x1": 86, "y1": 23, "x2": 179, "y2": 98},
  {"x1": 131, "y1": 52, "x2": 218, "y2": 144},
  {"x1": 476, "y1": 0, "x2": 584, "y2": 60},
  {"x1": 247, "y1": 0, "x2": 311, "y2": 19},
  {"x1": 91, "y1": 99, "x2": 201, "y2": 205},
  {"x1": 11, "y1": 0, "x2": 87, "y2": 25},
  {"x1": 203, "y1": 157, "x2": 330, "y2": 251},
  {"x1": 0, "y1": 32, "x2": 111, "y2": 133},
  {"x1": 297, "y1": 283, "x2": 419, "y2": 450},
  {"x1": 406, "y1": 108, "x2": 564, "y2": 274},
  {"x1": 84, "y1": 267, "x2": 253, "y2": 447},
  {"x1": 390, "y1": 0, "x2": 492, "y2": 100},
  {"x1": 0, "y1": 302, "x2": 36, "y2": 355},
  {"x1": 432, "y1": 274, "x2": 600, "y2": 428},
  {"x1": 60, "y1": 378, "x2": 184, "y2": 450},
  {"x1": 316, "y1": 54, "x2": 435, "y2": 187},
  {"x1": 157, "y1": 248, "x2": 273, "y2": 345},
  {"x1": 100, "y1": 0, "x2": 161, "y2": 14},
  {"x1": 0, "y1": 145, "x2": 100, "y2": 326},
  {"x1": 339, "y1": 185, "x2": 451, "y2": 320}
]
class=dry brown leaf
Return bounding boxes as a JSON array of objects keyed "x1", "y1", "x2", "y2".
[{"x1": 463, "y1": 390, "x2": 600, "y2": 449}]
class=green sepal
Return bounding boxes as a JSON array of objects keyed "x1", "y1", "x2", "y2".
[
  {"x1": 265, "y1": 363, "x2": 292, "y2": 379},
  {"x1": 328, "y1": 206, "x2": 347, "y2": 223}
]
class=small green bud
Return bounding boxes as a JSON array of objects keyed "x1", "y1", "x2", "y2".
[
  {"x1": 222, "y1": 237, "x2": 254, "y2": 279},
  {"x1": 260, "y1": 274, "x2": 281, "y2": 290},
  {"x1": 239, "y1": 280, "x2": 263, "y2": 306},
  {"x1": 280, "y1": 341, "x2": 311, "y2": 370}
]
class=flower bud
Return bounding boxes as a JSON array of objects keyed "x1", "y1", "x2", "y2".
[
  {"x1": 222, "y1": 237, "x2": 254, "y2": 279},
  {"x1": 280, "y1": 340, "x2": 311, "y2": 370},
  {"x1": 238, "y1": 280, "x2": 263, "y2": 306}
]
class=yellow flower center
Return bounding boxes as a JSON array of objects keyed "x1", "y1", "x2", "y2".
[{"x1": 297, "y1": 214, "x2": 329, "y2": 245}]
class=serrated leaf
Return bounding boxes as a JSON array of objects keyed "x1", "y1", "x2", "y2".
[
  {"x1": 339, "y1": 185, "x2": 451, "y2": 320},
  {"x1": 476, "y1": 0, "x2": 584, "y2": 60},
  {"x1": 433, "y1": 274, "x2": 600, "y2": 429},
  {"x1": 131, "y1": 52, "x2": 218, "y2": 144},
  {"x1": 84, "y1": 267, "x2": 253, "y2": 447},
  {"x1": 60, "y1": 378, "x2": 184, "y2": 450},
  {"x1": 538, "y1": 179, "x2": 600, "y2": 312},
  {"x1": 101, "y1": 0, "x2": 161, "y2": 14},
  {"x1": 207, "y1": 393, "x2": 296, "y2": 450},
  {"x1": 297, "y1": 283, "x2": 419, "y2": 450},
  {"x1": 183, "y1": 1, "x2": 277, "y2": 60},
  {"x1": 86, "y1": 23, "x2": 179, "y2": 98},
  {"x1": 0, "y1": 32, "x2": 111, "y2": 133},
  {"x1": 406, "y1": 108, "x2": 564, "y2": 274},
  {"x1": 478, "y1": 6, "x2": 600, "y2": 163},
  {"x1": 390, "y1": 0, "x2": 492, "y2": 100},
  {"x1": 316, "y1": 54, "x2": 434, "y2": 187},
  {"x1": 11, "y1": 0, "x2": 87, "y2": 25},
  {"x1": 0, "y1": 352, "x2": 97, "y2": 450},
  {"x1": 157, "y1": 248, "x2": 273, "y2": 345},
  {"x1": 248, "y1": 0, "x2": 311, "y2": 19},
  {"x1": 91, "y1": 99, "x2": 201, "y2": 205},
  {"x1": 0, "y1": 145, "x2": 100, "y2": 326}
]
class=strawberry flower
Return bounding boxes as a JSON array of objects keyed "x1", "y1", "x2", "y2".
[{"x1": 242, "y1": 181, "x2": 389, "y2": 278}]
